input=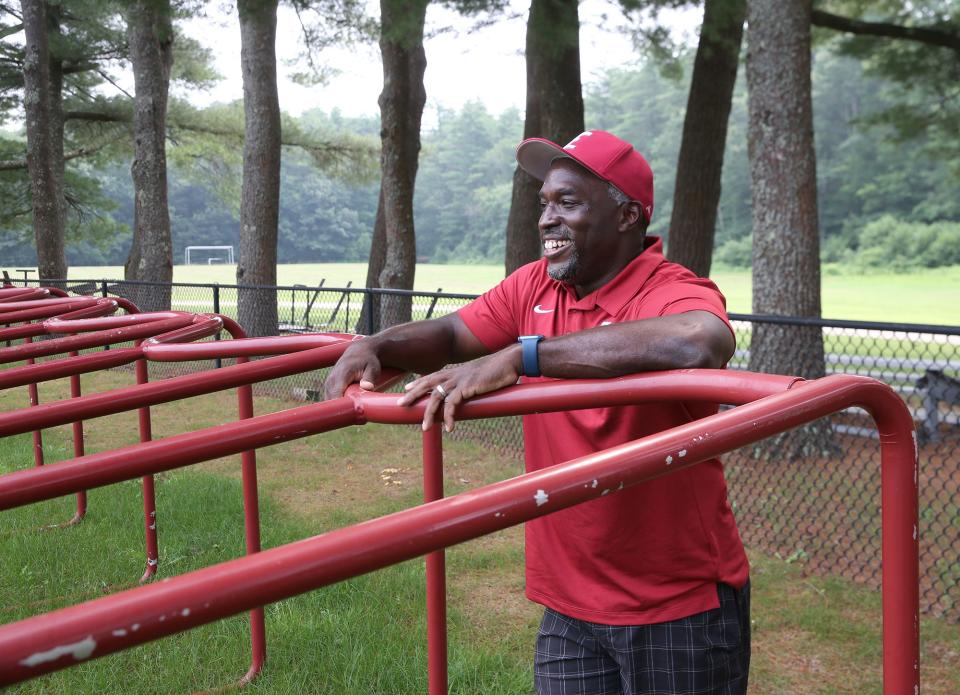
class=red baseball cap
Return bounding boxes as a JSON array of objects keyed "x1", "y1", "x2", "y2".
[{"x1": 516, "y1": 130, "x2": 654, "y2": 223}]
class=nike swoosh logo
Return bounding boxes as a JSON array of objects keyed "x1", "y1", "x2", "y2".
[{"x1": 533, "y1": 305, "x2": 554, "y2": 314}]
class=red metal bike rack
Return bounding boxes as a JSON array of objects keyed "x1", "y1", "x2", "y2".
[{"x1": 0, "y1": 362, "x2": 919, "y2": 693}]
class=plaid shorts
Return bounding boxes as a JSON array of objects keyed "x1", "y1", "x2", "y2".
[{"x1": 534, "y1": 582, "x2": 750, "y2": 695}]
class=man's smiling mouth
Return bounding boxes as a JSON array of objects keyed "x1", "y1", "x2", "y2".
[{"x1": 543, "y1": 239, "x2": 572, "y2": 258}]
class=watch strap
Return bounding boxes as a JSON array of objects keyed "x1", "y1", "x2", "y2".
[{"x1": 518, "y1": 335, "x2": 545, "y2": 377}]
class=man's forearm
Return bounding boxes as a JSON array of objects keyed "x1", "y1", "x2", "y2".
[
  {"x1": 536, "y1": 312, "x2": 733, "y2": 379},
  {"x1": 362, "y1": 318, "x2": 461, "y2": 375},
  {"x1": 363, "y1": 321, "x2": 453, "y2": 374},
  {"x1": 395, "y1": 311, "x2": 732, "y2": 433}
]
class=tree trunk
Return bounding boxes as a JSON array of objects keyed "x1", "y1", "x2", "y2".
[
  {"x1": 746, "y1": 0, "x2": 836, "y2": 459},
  {"x1": 356, "y1": 186, "x2": 386, "y2": 333},
  {"x1": 47, "y1": 7, "x2": 66, "y2": 283},
  {"x1": 124, "y1": 0, "x2": 174, "y2": 312},
  {"x1": 21, "y1": 0, "x2": 67, "y2": 282},
  {"x1": 667, "y1": 0, "x2": 746, "y2": 277},
  {"x1": 504, "y1": 0, "x2": 584, "y2": 276},
  {"x1": 236, "y1": 0, "x2": 281, "y2": 337},
  {"x1": 377, "y1": 0, "x2": 427, "y2": 329}
]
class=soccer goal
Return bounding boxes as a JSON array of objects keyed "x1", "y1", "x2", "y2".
[{"x1": 184, "y1": 246, "x2": 235, "y2": 265}]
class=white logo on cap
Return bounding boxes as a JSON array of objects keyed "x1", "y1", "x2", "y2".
[{"x1": 564, "y1": 131, "x2": 593, "y2": 150}]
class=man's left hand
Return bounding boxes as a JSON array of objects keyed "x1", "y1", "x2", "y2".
[{"x1": 397, "y1": 344, "x2": 523, "y2": 432}]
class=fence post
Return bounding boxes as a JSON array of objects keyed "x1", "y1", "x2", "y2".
[
  {"x1": 290, "y1": 286, "x2": 296, "y2": 330},
  {"x1": 425, "y1": 288, "x2": 443, "y2": 320},
  {"x1": 213, "y1": 284, "x2": 222, "y2": 369},
  {"x1": 102, "y1": 280, "x2": 110, "y2": 351},
  {"x1": 365, "y1": 288, "x2": 375, "y2": 336}
]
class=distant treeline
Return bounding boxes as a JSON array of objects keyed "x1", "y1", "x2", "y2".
[{"x1": 3, "y1": 45, "x2": 957, "y2": 271}]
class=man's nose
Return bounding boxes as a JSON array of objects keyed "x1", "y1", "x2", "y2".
[{"x1": 539, "y1": 202, "x2": 559, "y2": 230}]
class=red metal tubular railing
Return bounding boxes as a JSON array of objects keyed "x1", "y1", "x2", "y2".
[
  {"x1": 1, "y1": 289, "x2": 97, "y2": 528},
  {"x1": 0, "y1": 287, "x2": 49, "y2": 302},
  {"x1": 0, "y1": 364, "x2": 918, "y2": 693},
  {"x1": 0, "y1": 320, "x2": 359, "y2": 686},
  {"x1": 0, "y1": 293, "x2": 217, "y2": 554},
  {"x1": 0, "y1": 291, "x2": 282, "y2": 682}
]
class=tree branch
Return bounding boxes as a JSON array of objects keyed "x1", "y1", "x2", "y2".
[
  {"x1": 96, "y1": 68, "x2": 133, "y2": 99},
  {"x1": 60, "y1": 60, "x2": 100, "y2": 75},
  {"x1": 811, "y1": 10, "x2": 960, "y2": 52},
  {"x1": 65, "y1": 109, "x2": 378, "y2": 160},
  {"x1": 0, "y1": 139, "x2": 118, "y2": 171},
  {"x1": 65, "y1": 109, "x2": 129, "y2": 123},
  {"x1": 0, "y1": 21, "x2": 22, "y2": 39},
  {"x1": 0, "y1": 3, "x2": 23, "y2": 22}
]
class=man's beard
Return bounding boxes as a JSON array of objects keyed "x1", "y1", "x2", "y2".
[{"x1": 546, "y1": 245, "x2": 581, "y2": 283}]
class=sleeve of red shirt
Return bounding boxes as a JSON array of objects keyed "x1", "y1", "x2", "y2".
[
  {"x1": 456, "y1": 268, "x2": 526, "y2": 353},
  {"x1": 641, "y1": 275, "x2": 736, "y2": 340}
]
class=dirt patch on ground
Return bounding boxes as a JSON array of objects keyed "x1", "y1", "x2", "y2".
[
  {"x1": 750, "y1": 628, "x2": 833, "y2": 694},
  {"x1": 450, "y1": 562, "x2": 538, "y2": 645},
  {"x1": 923, "y1": 642, "x2": 960, "y2": 693}
]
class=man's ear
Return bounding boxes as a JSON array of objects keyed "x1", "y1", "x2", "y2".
[{"x1": 618, "y1": 201, "x2": 643, "y2": 233}]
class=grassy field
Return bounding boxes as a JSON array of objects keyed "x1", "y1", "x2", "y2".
[
  {"x1": 11, "y1": 262, "x2": 954, "y2": 326},
  {"x1": 1, "y1": 372, "x2": 959, "y2": 693}
]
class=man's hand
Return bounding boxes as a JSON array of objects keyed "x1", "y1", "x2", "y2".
[
  {"x1": 322, "y1": 315, "x2": 492, "y2": 402},
  {"x1": 322, "y1": 338, "x2": 382, "y2": 400},
  {"x1": 397, "y1": 344, "x2": 523, "y2": 432}
]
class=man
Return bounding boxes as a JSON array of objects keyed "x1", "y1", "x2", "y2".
[{"x1": 324, "y1": 130, "x2": 750, "y2": 694}]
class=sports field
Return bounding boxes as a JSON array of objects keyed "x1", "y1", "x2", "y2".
[{"x1": 51, "y1": 262, "x2": 960, "y2": 326}]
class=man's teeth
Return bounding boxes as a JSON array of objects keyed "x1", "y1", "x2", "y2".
[{"x1": 544, "y1": 239, "x2": 571, "y2": 250}]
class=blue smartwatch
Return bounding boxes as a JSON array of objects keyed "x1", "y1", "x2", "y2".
[{"x1": 518, "y1": 335, "x2": 545, "y2": 377}]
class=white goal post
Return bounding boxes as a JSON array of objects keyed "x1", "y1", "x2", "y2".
[{"x1": 184, "y1": 246, "x2": 235, "y2": 265}]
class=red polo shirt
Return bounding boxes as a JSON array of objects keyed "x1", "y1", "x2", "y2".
[{"x1": 457, "y1": 237, "x2": 748, "y2": 625}]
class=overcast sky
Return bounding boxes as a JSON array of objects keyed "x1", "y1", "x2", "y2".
[{"x1": 177, "y1": 0, "x2": 700, "y2": 126}]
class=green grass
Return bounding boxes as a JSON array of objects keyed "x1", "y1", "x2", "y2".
[
  {"x1": 1, "y1": 372, "x2": 959, "y2": 693},
  {"x1": 0, "y1": 430, "x2": 531, "y2": 694},
  {"x1": 712, "y1": 264, "x2": 960, "y2": 325},
  {"x1": 45, "y1": 262, "x2": 960, "y2": 326},
  {"x1": 2, "y1": 423, "x2": 959, "y2": 693},
  {"x1": 4, "y1": 467, "x2": 958, "y2": 692}
]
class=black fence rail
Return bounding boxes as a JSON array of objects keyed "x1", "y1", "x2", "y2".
[
  {"x1": 46, "y1": 277, "x2": 477, "y2": 335},
  {"x1": 6, "y1": 277, "x2": 960, "y2": 621}
]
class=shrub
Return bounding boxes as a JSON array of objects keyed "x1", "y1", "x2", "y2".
[
  {"x1": 853, "y1": 215, "x2": 960, "y2": 271},
  {"x1": 713, "y1": 234, "x2": 753, "y2": 268}
]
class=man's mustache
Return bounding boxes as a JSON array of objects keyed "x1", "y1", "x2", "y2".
[{"x1": 541, "y1": 226, "x2": 572, "y2": 241}]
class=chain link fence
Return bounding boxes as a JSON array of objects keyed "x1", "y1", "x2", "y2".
[
  {"x1": 723, "y1": 315, "x2": 960, "y2": 622},
  {"x1": 8, "y1": 277, "x2": 960, "y2": 620}
]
